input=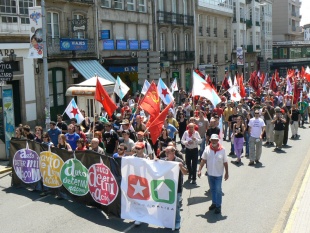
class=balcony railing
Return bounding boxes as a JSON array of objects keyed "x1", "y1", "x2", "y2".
[
  {"x1": 214, "y1": 54, "x2": 218, "y2": 63},
  {"x1": 160, "y1": 51, "x2": 195, "y2": 62},
  {"x1": 47, "y1": 37, "x2": 96, "y2": 57},
  {"x1": 224, "y1": 29, "x2": 228, "y2": 38},
  {"x1": 157, "y1": 11, "x2": 194, "y2": 26},
  {"x1": 214, "y1": 28, "x2": 217, "y2": 37},
  {"x1": 199, "y1": 26, "x2": 203, "y2": 36},
  {"x1": 207, "y1": 54, "x2": 211, "y2": 63},
  {"x1": 199, "y1": 55, "x2": 204, "y2": 64},
  {"x1": 247, "y1": 45, "x2": 253, "y2": 53},
  {"x1": 206, "y1": 27, "x2": 210, "y2": 36}
]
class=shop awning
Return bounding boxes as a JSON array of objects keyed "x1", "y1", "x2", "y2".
[{"x1": 70, "y1": 60, "x2": 115, "y2": 83}]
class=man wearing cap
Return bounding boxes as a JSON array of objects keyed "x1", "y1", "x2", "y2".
[
  {"x1": 136, "y1": 131, "x2": 154, "y2": 158},
  {"x1": 181, "y1": 123, "x2": 202, "y2": 184},
  {"x1": 271, "y1": 107, "x2": 286, "y2": 150},
  {"x1": 164, "y1": 145, "x2": 188, "y2": 230},
  {"x1": 248, "y1": 110, "x2": 266, "y2": 165},
  {"x1": 262, "y1": 100, "x2": 275, "y2": 146},
  {"x1": 48, "y1": 121, "x2": 61, "y2": 146},
  {"x1": 133, "y1": 141, "x2": 149, "y2": 159},
  {"x1": 198, "y1": 134, "x2": 229, "y2": 214},
  {"x1": 119, "y1": 119, "x2": 137, "y2": 142}
]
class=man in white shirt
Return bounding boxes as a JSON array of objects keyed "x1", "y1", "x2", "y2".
[
  {"x1": 198, "y1": 134, "x2": 229, "y2": 214},
  {"x1": 181, "y1": 123, "x2": 202, "y2": 184},
  {"x1": 248, "y1": 110, "x2": 266, "y2": 166}
]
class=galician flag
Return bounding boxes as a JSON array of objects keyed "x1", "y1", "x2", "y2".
[
  {"x1": 121, "y1": 157, "x2": 179, "y2": 229},
  {"x1": 64, "y1": 98, "x2": 84, "y2": 124},
  {"x1": 227, "y1": 85, "x2": 241, "y2": 101},
  {"x1": 192, "y1": 71, "x2": 221, "y2": 107},
  {"x1": 157, "y1": 78, "x2": 174, "y2": 105},
  {"x1": 170, "y1": 78, "x2": 178, "y2": 92},
  {"x1": 141, "y1": 79, "x2": 151, "y2": 95},
  {"x1": 114, "y1": 76, "x2": 130, "y2": 100}
]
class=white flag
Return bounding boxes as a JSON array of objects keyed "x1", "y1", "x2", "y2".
[
  {"x1": 228, "y1": 76, "x2": 233, "y2": 87},
  {"x1": 114, "y1": 76, "x2": 130, "y2": 100},
  {"x1": 170, "y1": 78, "x2": 178, "y2": 92},
  {"x1": 233, "y1": 75, "x2": 238, "y2": 86},
  {"x1": 63, "y1": 98, "x2": 84, "y2": 124},
  {"x1": 121, "y1": 157, "x2": 179, "y2": 229},
  {"x1": 141, "y1": 79, "x2": 150, "y2": 95},
  {"x1": 228, "y1": 85, "x2": 241, "y2": 101}
]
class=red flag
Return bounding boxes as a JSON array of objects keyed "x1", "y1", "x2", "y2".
[
  {"x1": 300, "y1": 67, "x2": 305, "y2": 79},
  {"x1": 95, "y1": 77, "x2": 117, "y2": 117},
  {"x1": 147, "y1": 102, "x2": 173, "y2": 144},
  {"x1": 237, "y1": 74, "x2": 246, "y2": 98},
  {"x1": 260, "y1": 72, "x2": 265, "y2": 86},
  {"x1": 275, "y1": 69, "x2": 280, "y2": 83},
  {"x1": 195, "y1": 69, "x2": 205, "y2": 78},
  {"x1": 139, "y1": 82, "x2": 160, "y2": 124},
  {"x1": 293, "y1": 81, "x2": 300, "y2": 104},
  {"x1": 269, "y1": 75, "x2": 277, "y2": 92},
  {"x1": 222, "y1": 76, "x2": 230, "y2": 90}
]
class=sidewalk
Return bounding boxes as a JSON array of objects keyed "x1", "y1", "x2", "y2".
[
  {"x1": 0, "y1": 160, "x2": 11, "y2": 174},
  {"x1": 284, "y1": 163, "x2": 310, "y2": 233}
]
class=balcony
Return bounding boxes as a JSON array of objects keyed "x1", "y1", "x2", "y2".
[
  {"x1": 47, "y1": 37, "x2": 96, "y2": 57},
  {"x1": 157, "y1": 11, "x2": 194, "y2": 26},
  {"x1": 247, "y1": 45, "x2": 253, "y2": 53},
  {"x1": 207, "y1": 54, "x2": 211, "y2": 63},
  {"x1": 199, "y1": 26, "x2": 203, "y2": 36},
  {"x1": 160, "y1": 51, "x2": 195, "y2": 62},
  {"x1": 224, "y1": 29, "x2": 228, "y2": 38},
  {"x1": 206, "y1": 27, "x2": 210, "y2": 36},
  {"x1": 199, "y1": 55, "x2": 204, "y2": 64},
  {"x1": 292, "y1": 26, "x2": 296, "y2": 31},
  {"x1": 246, "y1": 20, "x2": 252, "y2": 28},
  {"x1": 214, "y1": 54, "x2": 218, "y2": 63},
  {"x1": 214, "y1": 28, "x2": 217, "y2": 37}
]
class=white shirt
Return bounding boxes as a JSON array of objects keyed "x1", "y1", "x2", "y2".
[
  {"x1": 248, "y1": 117, "x2": 266, "y2": 138},
  {"x1": 181, "y1": 130, "x2": 202, "y2": 149},
  {"x1": 202, "y1": 145, "x2": 227, "y2": 177}
]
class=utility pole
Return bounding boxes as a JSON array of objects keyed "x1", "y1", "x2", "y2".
[{"x1": 41, "y1": 0, "x2": 50, "y2": 131}]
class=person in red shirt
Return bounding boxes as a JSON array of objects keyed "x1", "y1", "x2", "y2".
[
  {"x1": 213, "y1": 103, "x2": 223, "y2": 118},
  {"x1": 76, "y1": 138, "x2": 87, "y2": 151}
]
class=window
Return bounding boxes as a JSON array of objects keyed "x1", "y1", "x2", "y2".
[
  {"x1": 173, "y1": 33, "x2": 178, "y2": 51},
  {"x1": 47, "y1": 12, "x2": 60, "y2": 38},
  {"x1": 183, "y1": 0, "x2": 187, "y2": 15},
  {"x1": 158, "y1": 0, "x2": 163, "y2": 11},
  {"x1": 160, "y1": 32, "x2": 165, "y2": 51},
  {"x1": 213, "y1": 43, "x2": 217, "y2": 55},
  {"x1": 114, "y1": 0, "x2": 124, "y2": 10},
  {"x1": 101, "y1": 0, "x2": 111, "y2": 7},
  {"x1": 127, "y1": 0, "x2": 135, "y2": 11},
  {"x1": 199, "y1": 42, "x2": 203, "y2": 56},
  {"x1": 73, "y1": 14, "x2": 85, "y2": 39},
  {"x1": 172, "y1": 0, "x2": 176, "y2": 13},
  {"x1": 0, "y1": 0, "x2": 16, "y2": 13},
  {"x1": 0, "y1": 0, "x2": 33, "y2": 24},
  {"x1": 184, "y1": 34, "x2": 189, "y2": 51},
  {"x1": 138, "y1": 0, "x2": 146, "y2": 12},
  {"x1": 19, "y1": 0, "x2": 33, "y2": 14}
]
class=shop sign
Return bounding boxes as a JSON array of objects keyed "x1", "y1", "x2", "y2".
[{"x1": 0, "y1": 62, "x2": 13, "y2": 81}]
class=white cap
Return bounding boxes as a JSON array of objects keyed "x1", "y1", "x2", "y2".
[{"x1": 210, "y1": 134, "x2": 219, "y2": 140}]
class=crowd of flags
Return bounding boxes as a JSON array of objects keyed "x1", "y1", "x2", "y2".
[{"x1": 62, "y1": 64, "x2": 310, "y2": 141}]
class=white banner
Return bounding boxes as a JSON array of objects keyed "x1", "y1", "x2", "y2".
[
  {"x1": 236, "y1": 47, "x2": 243, "y2": 66},
  {"x1": 28, "y1": 7, "x2": 43, "y2": 58},
  {"x1": 121, "y1": 157, "x2": 179, "y2": 229}
]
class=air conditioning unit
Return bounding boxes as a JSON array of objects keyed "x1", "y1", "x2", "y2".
[
  {"x1": 72, "y1": 73, "x2": 78, "y2": 79},
  {"x1": 131, "y1": 52, "x2": 136, "y2": 57}
]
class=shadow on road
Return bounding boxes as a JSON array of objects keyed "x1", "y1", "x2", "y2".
[
  {"x1": 196, "y1": 211, "x2": 228, "y2": 223},
  {"x1": 187, "y1": 196, "x2": 210, "y2": 206}
]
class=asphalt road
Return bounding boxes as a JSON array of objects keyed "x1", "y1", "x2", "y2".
[{"x1": 1, "y1": 125, "x2": 310, "y2": 233}]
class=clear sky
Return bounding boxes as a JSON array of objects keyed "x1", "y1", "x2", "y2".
[{"x1": 300, "y1": 0, "x2": 310, "y2": 26}]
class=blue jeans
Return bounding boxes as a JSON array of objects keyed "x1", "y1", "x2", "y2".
[
  {"x1": 175, "y1": 193, "x2": 181, "y2": 226},
  {"x1": 199, "y1": 136, "x2": 206, "y2": 158},
  {"x1": 245, "y1": 131, "x2": 250, "y2": 155},
  {"x1": 208, "y1": 175, "x2": 223, "y2": 208},
  {"x1": 223, "y1": 121, "x2": 229, "y2": 139}
]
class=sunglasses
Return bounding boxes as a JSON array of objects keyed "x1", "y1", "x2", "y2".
[{"x1": 117, "y1": 147, "x2": 124, "y2": 151}]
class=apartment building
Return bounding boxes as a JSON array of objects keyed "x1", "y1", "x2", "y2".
[
  {"x1": 232, "y1": 0, "x2": 262, "y2": 80},
  {"x1": 196, "y1": 0, "x2": 233, "y2": 85},
  {"x1": 272, "y1": 0, "x2": 302, "y2": 41}
]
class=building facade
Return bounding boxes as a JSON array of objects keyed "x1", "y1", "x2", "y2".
[
  {"x1": 196, "y1": 0, "x2": 233, "y2": 86},
  {"x1": 272, "y1": 0, "x2": 302, "y2": 41},
  {"x1": 232, "y1": 0, "x2": 262, "y2": 80}
]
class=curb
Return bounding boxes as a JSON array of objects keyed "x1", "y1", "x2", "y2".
[{"x1": 0, "y1": 167, "x2": 12, "y2": 174}]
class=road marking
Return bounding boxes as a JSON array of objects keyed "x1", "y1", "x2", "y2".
[
  {"x1": 120, "y1": 224, "x2": 135, "y2": 233},
  {"x1": 272, "y1": 146, "x2": 310, "y2": 233},
  {"x1": 283, "y1": 162, "x2": 310, "y2": 233},
  {"x1": 18, "y1": 195, "x2": 50, "y2": 209},
  {"x1": 101, "y1": 210, "x2": 109, "y2": 219}
]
